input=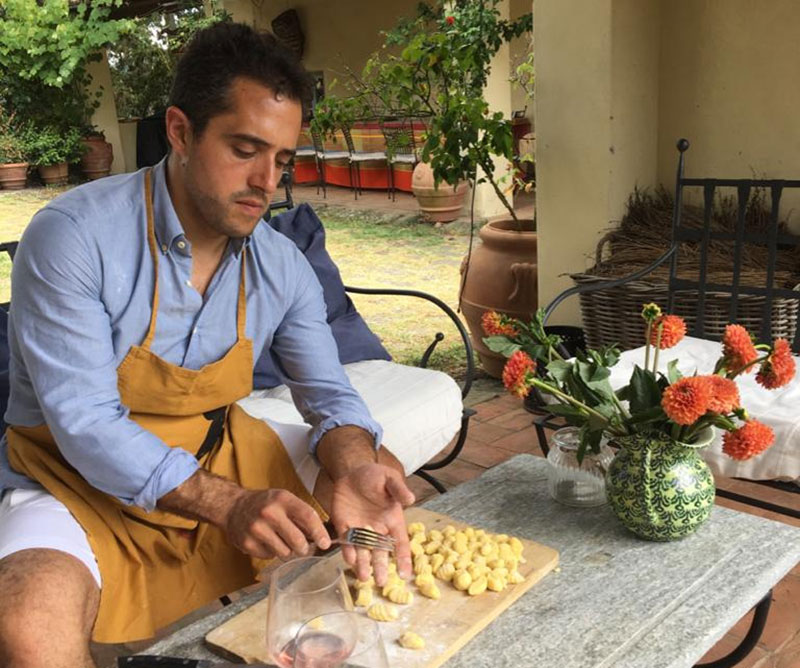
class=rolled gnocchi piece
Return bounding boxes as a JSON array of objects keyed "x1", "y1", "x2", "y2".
[
  {"x1": 407, "y1": 522, "x2": 425, "y2": 536},
  {"x1": 410, "y1": 541, "x2": 425, "y2": 557},
  {"x1": 354, "y1": 585, "x2": 373, "y2": 607},
  {"x1": 508, "y1": 569, "x2": 526, "y2": 584},
  {"x1": 409, "y1": 531, "x2": 426, "y2": 544},
  {"x1": 428, "y1": 529, "x2": 443, "y2": 542},
  {"x1": 509, "y1": 536, "x2": 524, "y2": 556},
  {"x1": 468, "y1": 576, "x2": 488, "y2": 596},
  {"x1": 487, "y1": 573, "x2": 507, "y2": 592},
  {"x1": 367, "y1": 602, "x2": 398, "y2": 622},
  {"x1": 382, "y1": 577, "x2": 403, "y2": 597},
  {"x1": 430, "y1": 552, "x2": 445, "y2": 572},
  {"x1": 413, "y1": 561, "x2": 433, "y2": 577},
  {"x1": 418, "y1": 581, "x2": 441, "y2": 599},
  {"x1": 424, "y1": 540, "x2": 442, "y2": 555},
  {"x1": 453, "y1": 569, "x2": 472, "y2": 591},
  {"x1": 398, "y1": 631, "x2": 425, "y2": 650},
  {"x1": 415, "y1": 572, "x2": 435, "y2": 588},
  {"x1": 385, "y1": 585, "x2": 414, "y2": 605},
  {"x1": 435, "y1": 562, "x2": 456, "y2": 582}
]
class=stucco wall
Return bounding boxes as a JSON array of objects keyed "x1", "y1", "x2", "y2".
[{"x1": 657, "y1": 0, "x2": 800, "y2": 226}]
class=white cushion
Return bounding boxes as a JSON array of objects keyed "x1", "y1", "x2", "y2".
[
  {"x1": 608, "y1": 336, "x2": 800, "y2": 483},
  {"x1": 237, "y1": 360, "x2": 463, "y2": 475}
]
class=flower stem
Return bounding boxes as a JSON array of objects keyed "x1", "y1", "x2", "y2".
[
  {"x1": 528, "y1": 378, "x2": 625, "y2": 435},
  {"x1": 644, "y1": 322, "x2": 652, "y2": 371},
  {"x1": 730, "y1": 354, "x2": 769, "y2": 378},
  {"x1": 653, "y1": 324, "x2": 663, "y2": 373}
]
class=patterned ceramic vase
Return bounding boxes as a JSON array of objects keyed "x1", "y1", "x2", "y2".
[{"x1": 605, "y1": 428, "x2": 716, "y2": 541}]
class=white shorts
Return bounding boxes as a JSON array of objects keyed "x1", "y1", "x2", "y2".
[{"x1": 0, "y1": 418, "x2": 319, "y2": 590}]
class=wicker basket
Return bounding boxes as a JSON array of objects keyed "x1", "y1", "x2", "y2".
[{"x1": 571, "y1": 273, "x2": 800, "y2": 351}]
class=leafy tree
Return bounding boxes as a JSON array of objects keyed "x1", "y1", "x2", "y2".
[{"x1": 0, "y1": 0, "x2": 131, "y2": 131}]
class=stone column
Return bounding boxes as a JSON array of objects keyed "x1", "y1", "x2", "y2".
[{"x1": 86, "y1": 50, "x2": 125, "y2": 175}]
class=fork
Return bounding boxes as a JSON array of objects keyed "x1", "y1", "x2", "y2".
[{"x1": 329, "y1": 527, "x2": 396, "y2": 552}]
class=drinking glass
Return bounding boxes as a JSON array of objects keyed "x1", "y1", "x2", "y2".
[
  {"x1": 293, "y1": 612, "x2": 389, "y2": 668},
  {"x1": 266, "y1": 557, "x2": 354, "y2": 668}
]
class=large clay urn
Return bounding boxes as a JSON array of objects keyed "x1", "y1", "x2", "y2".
[
  {"x1": 411, "y1": 161, "x2": 468, "y2": 223},
  {"x1": 0, "y1": 163, "x2": 29, "y2": 190},
  {"x1": 460, "y1": 218, "x2": 537, "y2": 378},
  {"x1": 81, "y1": 134, "x2": 113, "y2": 180},
  {"x1": 38, "y1": 162, "x2": 69, "y2": 186}
]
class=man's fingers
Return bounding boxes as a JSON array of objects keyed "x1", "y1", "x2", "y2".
[
  {"x1": 341, "y1": 544, "x2": 357, "y2": 570},
  {"x1": 385, "y1": 474, "x2": 415, "y2": 507},
  {"x1": 269, "y1": 512, "x2": 311, "y2": 556},
  {"x1": 286, "y1": 497, "x2": 331, "y2": 550},
  {"x1": 246, "y1": 522, "x2": 292, "y2": 560},
  {"x1": 371, "y1": 546, "x2": 390, "y2": 587},
  {"x1": 355, "y1": 545, "x2": 372, "y2": 582}
]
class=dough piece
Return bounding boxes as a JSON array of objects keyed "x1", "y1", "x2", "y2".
[
  {"x1": 430, "y1": 552, "x2": 445, "y2": 572},
  {"x1": 385, "y1": 585, "x2": 414, "y2": 605},
  {"x1": 494, "y1": 533, "x2": 510, "y2": 543},
  {"x1": 453, "y1": 569, "x2": 472, "y2": 591},
  {"x1": 367, "y1": 602, "x2": 398, "y2": 622},
  {"x1": 407, "y1": 522, "x2": 425, "y2": 536},
  {"x1": 424, "y1": 540, "x2": 442, "y2": 555},
  {"x1": 435, "y1": 562, "x2": 456, "y2": 582},
  {"x1": 428, "y1": 529, "x2": 443, "y2": 542},
  {"x1": 509, "y1": 536, "x2": 524, "y2": 556},
  {"x1": 409, "y1": 531, "x2": 426, "y2": 544},
  {"x1": 455, "y1": 553, "x2": 472, "y2": 570},
  {"x1": 415, "y1": 572, "x2": 435, "y2": 588},
  {"x1": 487, "y1": 573, "x2": 507, "y2": 592},
  {"x1": 418, "y1": 581, "x2": 441, "y2": 599},
  {"x1": 468, "y1": 576, "x2": 488, "y2": 596},
  {"x1": 442, "y1": 524, "x2": 457, "y2": 537},
  {"x1": 488, "y1": 558, "x2": 505, "y2": 569},
  {"x1": 308, "y1": 616, "x2": 326, "y2": 630},
  {"x1": 414, "y1": 561, "x2": 433, "y2": 577},
  {"x1": 354, "y1": 585, "x2": 373, "y2": 607},
  {"x1": 382, "y1": 576, "x2": 403, "y2": 597},
  {"x1": 398, "y1": 631, "x2": 425, "y2": 650},
  {"x1": 508, "y1": 569, "x2": 525, "y2": 584},
  {"x1": 410, "y1": 541, "x2": 425, "y2": 557}
]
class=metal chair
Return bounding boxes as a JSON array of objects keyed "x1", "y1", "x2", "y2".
[
  {"x1": 381, "y1": 118, "x2": 420, "y2": 201},
  {"x1": 309, "y1": 125, "x2": 349, "y2": 199},
  {"x1": 340, "y1": 124, "x2": 387, "y2": 200},
  {"x1": 294, "y1": 137, "x2": 321, "y2": 196}
]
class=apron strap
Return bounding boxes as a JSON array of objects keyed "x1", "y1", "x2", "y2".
[
  {"x1": 237, "y1": 247, "x2": 247, "y2": 340},
  {"x1": 142, "y1": 169, "x2": 160, "y2": 351}
]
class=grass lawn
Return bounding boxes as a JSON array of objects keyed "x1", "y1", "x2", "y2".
[{"x1": 0, "y1": 185, "x2": 476, "y2": 379}]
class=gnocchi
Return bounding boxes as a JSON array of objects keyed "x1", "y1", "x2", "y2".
[
  {"x1": 398, "y1": 631, "x2": 425, "y2": 650},
  {"x1": 367, "y1": 602, "x2": 398, "y2": 622}
]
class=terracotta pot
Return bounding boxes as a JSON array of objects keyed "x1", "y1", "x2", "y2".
[
  {"x1": 411, "y1": 161, "x2": 468, "y2": 223},
  {"x1": 0, "y1": 162, "x2": 29, "y2": 190},
  {"x1": 38, "y1": 162, "x2": 69, "y2": 186},
  {"x1": 459, "y1": 218, "x2": 537, "y2": 377},
  {"x1": 81, "y1": 135, "x2": 113, "y2": 180}
]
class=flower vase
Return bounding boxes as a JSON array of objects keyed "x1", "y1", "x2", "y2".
[
  {"x1": 605, "y1": 428, "x2": 716, "y2": 541},
  {"x1": 546, "y1": 427, "x2": 615, "y2": 507}
]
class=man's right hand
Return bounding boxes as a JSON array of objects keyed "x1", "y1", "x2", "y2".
[
  {"x1": 158, "y1": 470, "x2": 331, "y2": 560},
  {"x1": 225, "y1": 488, "x2": 331, "y2": 559}
]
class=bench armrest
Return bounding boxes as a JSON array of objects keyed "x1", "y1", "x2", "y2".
[{"x1": 344, "y1": 285, "x2": 474, "y2": 400}]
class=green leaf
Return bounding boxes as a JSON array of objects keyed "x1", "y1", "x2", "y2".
[
  {"x1": 628, "y1": 366, "x2": 662, "y2": 413},
  {"x1": 482, "y1": 336, "x2": 521, "y2": 357},
  {"x1": 666, "y1": 359, "x2": 683, "y2": 384}
]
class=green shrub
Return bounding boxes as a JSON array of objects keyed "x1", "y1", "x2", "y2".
[
  {"x1": 0, "y1": 108, "x2": 28, "y2": 164},
  {"x1": 25, "y1": 125, "x2": 85, "y2": 166}
]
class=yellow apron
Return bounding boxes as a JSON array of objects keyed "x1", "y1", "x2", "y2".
[{"x1": 6, "y1": 170, "x2": 325, "y2": 642}]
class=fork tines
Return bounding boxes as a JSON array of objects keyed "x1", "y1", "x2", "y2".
[{"x1": 346, "y1": 527, "x2": 396, "y2": 552}]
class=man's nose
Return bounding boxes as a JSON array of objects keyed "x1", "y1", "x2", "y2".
[{"x1": 249, "y1": 159, "x2": 280, "y2": 195}]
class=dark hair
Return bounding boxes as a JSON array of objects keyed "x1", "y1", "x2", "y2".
[{"x1": 169, "y1": 22, "x2": 311, "y2": 136}]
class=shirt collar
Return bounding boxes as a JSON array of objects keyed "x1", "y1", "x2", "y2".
[{"x1": 150, "y1": 158, "x2": 249, "y2": 258}]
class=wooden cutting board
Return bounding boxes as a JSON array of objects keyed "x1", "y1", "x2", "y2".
[{"x1": 205, "y1": 507, "x2": 559, "y2": 667}]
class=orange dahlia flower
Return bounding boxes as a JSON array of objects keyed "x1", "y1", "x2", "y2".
[
  {"x1": 722, "y1": 324, "x2": 759, "y2": 373},
  {"x1": 722, "y1": 420, "x2": 774, "y2": 460},
  {"x1": 756, "y1": 338, "x2": 796, "y2": 389},
  {"x1": 661, "y1": 376, "x2": 713, "y2": 425},
  {"x1": 706, "y1": 375, "x2": 740, "y2": 413},
  {"x1": 482, "y1": 310, "x2": 519, "y2": 337},
  {"x1": 502, "y1": 350, "x2": 536, "y2": 398},
  {"x1": 650, "y1": 314, "x2": 687, "y2": 349}
]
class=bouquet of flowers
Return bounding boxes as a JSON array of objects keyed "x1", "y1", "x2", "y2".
[{"x1": 481, "y1": 304, "x2": 796, "y2": 462}]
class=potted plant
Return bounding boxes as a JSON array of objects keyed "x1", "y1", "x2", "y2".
[
  {"x1": 483, "y1": 304, "x2": 795, "y2": 540},
  {"x1": 25, "y1": 124, "x2": 85, "y2": 185},
  {"x1": 311, "y1": 1, "x2": 533, "y2": 376},
  {"x1": 0, "y1": 108, "x2": 29, "y2": 190}
]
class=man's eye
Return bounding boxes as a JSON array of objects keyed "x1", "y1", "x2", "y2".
[{"x1": 233, "y1": 147, "x2": 255, "y2": 158}]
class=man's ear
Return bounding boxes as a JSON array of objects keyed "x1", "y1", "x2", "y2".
[{"x1": 165, "y1": 106, "x2": 193, "y2": 162}]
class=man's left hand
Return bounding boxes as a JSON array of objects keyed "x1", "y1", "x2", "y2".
[{"x1": 330, "y1": 462, "x2": 415, "y2": 586}]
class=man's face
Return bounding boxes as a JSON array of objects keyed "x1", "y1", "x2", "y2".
[{"x1": 181, "y1": 77, "x2": 302, "y2": 239}]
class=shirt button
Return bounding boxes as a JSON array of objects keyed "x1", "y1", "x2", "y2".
[
  {"x1": 161, "y1": 243, "x2": 168, "y2": 252},
  {"x1": 177, "y1": 240, "x2": 186, "y2": 250},
  {"x1": 186, "y1": 280, "x2": 192, "y2": 287},
  {"x1": 193, "y1": 327, "x2": 198, "y2": 335}
]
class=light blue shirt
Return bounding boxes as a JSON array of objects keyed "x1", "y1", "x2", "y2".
[{"x1": 0, "y1": 159, "x2": 382, "y2": 511}]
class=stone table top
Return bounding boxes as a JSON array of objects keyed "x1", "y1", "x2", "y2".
[{"x1": 144, "y1": 454, "x2": 800, "y2": 667}]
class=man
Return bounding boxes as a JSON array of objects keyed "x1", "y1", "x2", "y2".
[{"x1": 0, "y1": 22, "x2": 414, "y2": 668}]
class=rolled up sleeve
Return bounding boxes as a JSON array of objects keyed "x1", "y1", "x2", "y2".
[
  {"x1": 9, "y1": 208, "x2": 198, "y2": 510},
  {"x1": 268, "y1": 255, "x2": 383, "y2": 454}
]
